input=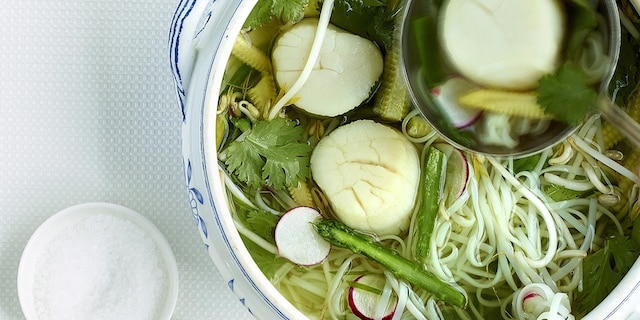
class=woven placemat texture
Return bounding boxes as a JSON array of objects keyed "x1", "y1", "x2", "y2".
[{"x1": 0, "y1": 0, "x2": 252, "y2": 319}]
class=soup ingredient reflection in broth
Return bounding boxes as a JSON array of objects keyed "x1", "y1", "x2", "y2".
[
  {"x1": 411, "y1": 0, "x2": 610, "y2": 148},
  {"x1": 440, "y1": 0, "x2": 565, "y2": 90}
]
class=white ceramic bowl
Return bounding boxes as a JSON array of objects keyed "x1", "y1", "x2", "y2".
[
  {"x1": 17, "y1": 202, "x2": 179, "y2": 320},
  {"x1": 168, "y1": 1, "x2": 640, "y2": 319}
]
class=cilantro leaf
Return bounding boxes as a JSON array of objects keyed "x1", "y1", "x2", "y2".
[
  {"x1": 225, "y1": 137, "x2": 265, "y2": 188},
  {"x1": 272, "y1": 0, "x2": 309, "y2": 23},
  {"x1": 224, "y1": 118, "x2": 312, "y2": 190},
  {"x1": 574, "y1": 235, "x2": 640, "y2": 316},
  {"x1": 609, "y1": 236, "x2": 640, "y2": 273},
  {"x1": 543, "y1": 184, "x2": 590, "y2": 202},
  {"x1": 330, "y1": 0, "x2": 397, "y2": 51},
  {"x1": 261, "y1": 143, "x2": 311, "y2": 188},
  {"x1": 236, "y1": 205, "x2": 280, "y2": 243},
  {"x1": 241, "y1": 235, "x2": 288, "y2": 279},
  {"x1": 537, "y1": 64, "x2": 598, "y2": 125},
  {"x1": 245, "y1": 0, "x2": 309, "y2": 29},
  {"x1": 512, "y1": 153, "x2": 542, "y2": 173},
  {"x1": 234, "y1": 202, "x2": 287, "y2": 279}
]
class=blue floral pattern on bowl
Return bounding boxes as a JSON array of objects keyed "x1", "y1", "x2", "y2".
[
  {"x1": 184, "y1": 159, "x2": 207, "y2": 240},
  {"x1": 168, "y1": 0, "x2": 304, "y2": 319}
]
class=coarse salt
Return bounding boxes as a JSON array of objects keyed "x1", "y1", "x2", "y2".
[{"x1": 32, "y1": 213, "x2": 167, "y2": 320}]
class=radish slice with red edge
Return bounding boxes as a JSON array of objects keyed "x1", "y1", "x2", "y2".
[
  {"x1": 274, "y1": 206, "x2": 331, "y2": 266},
  {"x1": 348, "y1": 274, "x2": 397, "y2": 320},
  {"x1": 434, "y1": 142, "x2": 469, "y2": 200},
  {"x1": 432, "y1": 77, "x2": 482, "y2": 128}
]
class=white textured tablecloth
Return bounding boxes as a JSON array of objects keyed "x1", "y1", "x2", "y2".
[{"x1": 0, "y1": 0, "x2": 252, "y2": 319}]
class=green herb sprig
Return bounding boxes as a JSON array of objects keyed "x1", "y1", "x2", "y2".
[
  {"x1": 537, "y1": 64, "x2": 599, "y2": 125},
  {"x1": 535, "y1": 0, "x2": 601, "y2": 125},
  {"x1": 574, "y1": 235, "x2": 640, "y2": 316},
  {"x1": 224, "y1": 118, "x2": 312, "y2": 190},
  {"x1": 245, "y1": 0, "x2": 309, "y2": 29}
]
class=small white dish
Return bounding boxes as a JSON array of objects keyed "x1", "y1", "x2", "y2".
[{"x1": 17, "y1": 202, "x2": 179, "y2": 320}]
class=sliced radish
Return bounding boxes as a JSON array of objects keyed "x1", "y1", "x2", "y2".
[
  {"x1": 348, "y1": 274, "x2": 397, "y2": 320},
  {"x1": 432, "y1": 77, "x2": 482, "y2": 128},
  {"x1": 274, "y1": 206, "x2": 331, "y2": 266},
  {"x1": 434, "y1": 142, "x2": 469, "y2": 200},
  {"x1": 513, "y1": 283, "x2": 573, "y2": 319}
]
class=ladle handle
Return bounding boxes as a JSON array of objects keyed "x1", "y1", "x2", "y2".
[{"x1": 598, "y1": 97, "x2": 640, "y2": 148}]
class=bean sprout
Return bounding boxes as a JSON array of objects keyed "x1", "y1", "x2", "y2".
[{"x1": 268, "y1": 0, "x2": 335, "y2": 120}]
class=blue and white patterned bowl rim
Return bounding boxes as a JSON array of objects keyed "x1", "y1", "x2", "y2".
[
  {"x1": 168, "y1": 0, "x2": 306, "y2": 319},
  {"x1": 168, "y1": 0, "x2": 640, "y2": 319}
]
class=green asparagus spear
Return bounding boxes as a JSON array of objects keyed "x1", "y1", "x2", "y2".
[
  {"x1": 415, "y1": 146, "x2": 445, "y2": 261},
  {"x1": 313, "y1": 218, "x2": 467, "y2": 308}
]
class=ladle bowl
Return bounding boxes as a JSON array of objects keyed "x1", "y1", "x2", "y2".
[{"x1": 401, "y1": 0, "x2": 639, "y2": 158}]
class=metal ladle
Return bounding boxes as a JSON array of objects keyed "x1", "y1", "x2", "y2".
[{"x1": 401, "y1": 0, "x2": 640, "y2": 158}]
